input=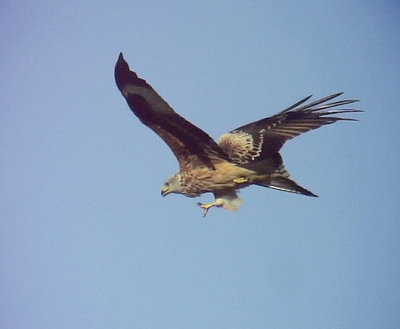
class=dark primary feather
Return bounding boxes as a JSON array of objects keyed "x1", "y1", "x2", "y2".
[
  {"x1": 224, "y1": 93, "x2": 361, "y2": 162},
  {"x1": 114, "y1": 53, "x2": 229, "y2": 169}
]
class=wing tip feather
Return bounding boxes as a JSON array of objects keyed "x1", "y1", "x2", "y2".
[{"x1": 115, "y1": 52, "x2": 147, "y2": 92}]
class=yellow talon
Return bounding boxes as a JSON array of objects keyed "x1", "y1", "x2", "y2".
[
  {"x1": 233, "y1": 177, "x2": 248, "y2": 184},
  {"x1": 197, "y1": 202, "x2": 214, "y2": 217},
  {"x1": 197, "y1": 200, "x2": 224, "y2": 217}
]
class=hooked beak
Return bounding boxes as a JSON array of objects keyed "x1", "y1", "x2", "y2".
[{"x1": 161, "y1": 187, "x2": 170, "y2": 197}]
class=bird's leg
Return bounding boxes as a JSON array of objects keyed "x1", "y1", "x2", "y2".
[
  {"x1": 197, "y1": 199, "x2": 224, "y2": 218},
  {"x1": 233, "y1": 177, "x2": 248, "y2": 184}
]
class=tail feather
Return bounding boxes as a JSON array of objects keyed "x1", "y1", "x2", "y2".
[
  {"x1": 243, "y1": 152, "x2": 318, "y2": 197},
  {"x1": 256, "y1": 176, "x2": 318, "y2": 197}
]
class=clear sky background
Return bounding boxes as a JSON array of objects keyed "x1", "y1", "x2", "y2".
[{"x1": 1, "y1": 1, "x2": 399, "y2": 328}]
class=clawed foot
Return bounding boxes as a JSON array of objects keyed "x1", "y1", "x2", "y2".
[
  {"x1": 197, "y1": 202, "x2": 212, "y2": 218},
  {"x1": 197, "y1": 200, "x2": 223, "y2": 218}
]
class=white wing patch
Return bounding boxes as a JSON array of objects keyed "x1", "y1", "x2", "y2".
[
  {"x1": 122, "y1": 84, "x2": 174, "y2": 114},
  {"x1": 218, "y1": 130, "x2": 264, "y2": 164}
]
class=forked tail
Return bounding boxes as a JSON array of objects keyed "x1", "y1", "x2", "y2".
[
  {"x1": 256, "y1": 176, "x2": 317, "y2": 197},
  {"x1": 244, "y1": 153, "x2": 318, "y2": 197}
]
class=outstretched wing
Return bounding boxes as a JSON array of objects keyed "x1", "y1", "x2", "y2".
[
  {"x1": 218, "y1": 93, "x2": 361, "y2": 164},
  {"x1": 115, "y1": 53, "x2": 228, "y2": 169}
]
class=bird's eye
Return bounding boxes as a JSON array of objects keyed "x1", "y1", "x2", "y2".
[{"x1": 165, "y1": 182, "x2": 169, "y2": 187}]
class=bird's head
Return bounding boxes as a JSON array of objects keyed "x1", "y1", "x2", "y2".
[{"x1": 161, "y1": 173, "x2": 183, "y2": 197}]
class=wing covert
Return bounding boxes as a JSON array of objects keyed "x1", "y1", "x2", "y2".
[{"x1": 218, "y1": 93, "x2": 361, "y2": 164}]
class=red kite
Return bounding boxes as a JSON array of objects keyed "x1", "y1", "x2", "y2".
[{"x1": 115, "y1": 53, "x2": 361, "y2": 216}]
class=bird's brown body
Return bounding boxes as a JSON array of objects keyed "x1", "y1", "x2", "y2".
[{"x1": 171, "y1": 159, "x2": 255, "y2": 197}]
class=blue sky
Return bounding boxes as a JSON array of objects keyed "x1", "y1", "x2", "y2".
[{"x1": 1, "y1": 1, "x2": 399, "y2": 328}]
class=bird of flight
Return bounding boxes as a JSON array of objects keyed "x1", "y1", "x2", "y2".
[{"x1": 114, "y1": 53, "x2": 361, "y2": 217}]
